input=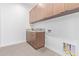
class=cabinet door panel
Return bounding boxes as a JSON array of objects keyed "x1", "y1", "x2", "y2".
[
  {"x1": 53, "y1": 3, "x2": 65, "y2": 15},
  {"x1": 30, "y1": 3, "x2": 65, "y2": 23},
  {"x1": 31, "y1": 32, "x2": 36, "y2": 42},
  {"x1": 65, "y1": 3, "x2": 79, "y2": 11},
  {"x1": 26, "y1": 32, "x2": 36, "y2": 42},
  {"x1": 30, "y1": 4, "x2": 54, "y2": 23},
  {"x1": 30, "y1": 5, "x2": 42, "y2": 23},
  {"x1": 36, "y1": 32, "x2": 45, "y2": 48}
]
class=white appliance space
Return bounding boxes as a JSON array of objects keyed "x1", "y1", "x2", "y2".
[{"x1": 31, "y1": 12, "x2": 79, "y2": 56}]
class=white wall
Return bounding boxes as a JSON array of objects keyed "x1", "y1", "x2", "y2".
[
  {"x1": 0, "y1": 6, "x2": 1, "y2": 45},
  {"x1": 32, "y1": 12, "x2": 79, "y2": 56},
  {"x1": 0, "y1": 4, "x2": 29, "y2": 47}
]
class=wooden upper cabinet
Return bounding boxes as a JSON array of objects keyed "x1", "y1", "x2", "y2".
[
  {"x1": 30, "y1": 4, "x2": 54, "y2": 23},
  {"x1": 64, "y1": 3, "x2": 79, "y2": 11},
  {"x1": 30, "y1": 5, "x2": 39, "y2": 23},
  {"x1": 30, "y1": 3, "x2": 65, "y2": 23},
  {"x1": 30, "y1": 3, "x2": 79, "y2": 23},
  {"x1": 53, "y1": 3, "x2": 65, "y2": 15}
]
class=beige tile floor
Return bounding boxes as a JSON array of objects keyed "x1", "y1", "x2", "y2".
[{"x1": 0, "y1": 42, "x2": 60, "y2": 56}]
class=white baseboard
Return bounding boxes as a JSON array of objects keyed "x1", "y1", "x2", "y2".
[{"x1": 0, "y1": 40, "x2": 26, "y2": 48}]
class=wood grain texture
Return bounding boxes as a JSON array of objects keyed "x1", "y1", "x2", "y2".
[
  {"x1": 26, "y1": 31, "x2": 45, "y2": 49},
  {"x1": 53, "y1": 3, "x2": 64, "y2": 15},
  {"x1": 30, "y1": 3, "x2": 79, "y2": 23},
  {"x1": 30, "y1": 4, "x2": 54, "y2": 23},
  {"x1": 64, "y1": 3, "x2": 79, "y2": 10}
]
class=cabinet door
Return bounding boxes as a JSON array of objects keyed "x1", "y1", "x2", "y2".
[
  {"x1": 30, "y1": 4, "x2": 54, "y2": 23},
  {"x1": 26, "y1": 32, "x2": 36, "y2": 42},
  {"x1": 36, "y1": 32, "x2": 45, "y2": 48},
  {"x1": 43, "y1": 4, "x2": 54, "y2": 18},
  {"x1": 30, "y1": 32, "x2": 36, "y2": 42},
  {"x1": 30, "y1": 3, "x2": 65, "y2": 23},
  {"x1": 53, "y1": 3, "x2": 65, "y2": 15},
  {"x1": 30, "y1": 5, "x2": 41, "y2": 23},
  {"x1": 64, "y1": 3, "x2": 79, "y2": 11}
]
